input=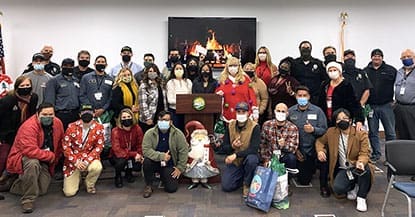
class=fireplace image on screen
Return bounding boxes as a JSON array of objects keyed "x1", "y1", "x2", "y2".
[{"x1": 168, "y1": 17, "x2": 257, "y2": 68}]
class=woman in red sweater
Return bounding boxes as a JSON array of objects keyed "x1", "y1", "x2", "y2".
[
  {"x1": 254, "y1": 46, "x2": 278, "y2": 87},
  {"x1": 111, "y1": 108, "x2": 144, "y2": 188}
]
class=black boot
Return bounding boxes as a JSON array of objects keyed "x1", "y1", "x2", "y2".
[
  {"x1": 115, "y1": 173, "x2": 123, "y2": 188},
  {"x1": 125, "y1": 169, "x2": 135, "y2": 183}
]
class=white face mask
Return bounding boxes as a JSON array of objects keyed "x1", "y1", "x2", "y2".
[
  {"x1": 228, "y1": 66, "x2": 239, "y2": 76},
  {"x1": 258, "y1": 53, "x2": 267, "y2": 61},
  {"x1": 328, "y1": 70, "x2": 340, "y2": 80},
  {"x1": 236, "y1": 113, "x2": 248, "y2": 123},
  {"x1": 175, "y1": 69, "x2": 184, "y2": 78},
  {"x1": 275, "y1": 111, "x2": 287, "y2": 122}
]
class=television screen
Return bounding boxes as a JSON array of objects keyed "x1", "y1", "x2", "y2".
[{"x1": 168, "y1": 17, "x2": 257, "y2": 69}]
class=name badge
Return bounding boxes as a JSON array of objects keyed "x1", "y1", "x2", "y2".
[
  {"x1": 94, "y1": 92, "x2": 103, "y2": 100},
  {"x1": 307, "y1": 114, "x2": 317, "y2": 120},
  {"x1": 59, "y1": 83, "x2": 68, "y2": 88},
  {"x1": 73, "y1": 82, "x2": 80, "y2": 88},
  {"x1": 400, "y1": 86, "x2": 406, "y2": 95},
  {"x1": 104, "y1": 80, "x2": 113, "y2": 85}
]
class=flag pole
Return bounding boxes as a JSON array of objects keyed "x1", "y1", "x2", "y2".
[{"x1": 339, "y1": 12, "x2": 348, "y2": 62}]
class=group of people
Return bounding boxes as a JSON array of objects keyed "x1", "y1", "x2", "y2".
[{"x1": 0, "y1": 41, "x2": 413, "y2": 214}]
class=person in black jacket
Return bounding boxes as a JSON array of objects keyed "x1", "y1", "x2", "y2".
[
  {"x1": 0, "y1": 75, "x2": 38, "y2": 177},
  {"x1": 191, "y1": 63, "x2": 218, "y2": 94},
  {"x1": 22, "y1": 45, "x2": 60, "y2": 76},
  {"x1": 291, "y1": 41, "x2": 328, "y2": 105},
  {"x1": 364, "y1": 49, "x2": 397, "y2": 161},
  {"x1": 318, "y1": 62, "x2": 364, "y2": 129}
]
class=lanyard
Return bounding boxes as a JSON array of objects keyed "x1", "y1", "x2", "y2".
[
  {"x1": 120, "y1": 62, "x2": 132, "y2": 69},
  {"x1": 80, "y1": 128, "x2": 90, "y2": 149},
  {"x1": 124, "y1": 131, "x2": 133, "y2": 150}
]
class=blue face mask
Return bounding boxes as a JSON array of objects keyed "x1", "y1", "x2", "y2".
[
  {"x1": 158, "y1": 120, "x2": 170, "y2": 131},
  {"x1": 297, "y1": 97, "x2": 309, "y2": 106},
  {"x1": 402, "y1": 58, "x2": 414, "y2": 67},
  {"x1": 33, "y1": 63, "x2": 45, "y2": 71}
]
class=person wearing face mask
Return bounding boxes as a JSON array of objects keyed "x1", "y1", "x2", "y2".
[
  {"x1": 291, "y1": 41, "x2": 328, "y2": 105},
  {"x1": 22, "y1": 45, "x2": 61, "y2": 76},
  {"x1": 24, "y1": 53, "x2": 53, "y2": 108},
  {"x1": 6, "y1": 103, "x2": 64, "y2": 213},
  {"x1": 288, "y1": 86, "x2": 328, "y2": 195},
  {"x1": 186, "y1": 57, "x2": 200, "y2": 82},
  {"x1": 80, "y1": 55, "x2": 114, "y2": 119},
  {"x1": 322, "y1": 46, "x2": 338, "y2": 66},
  {"x1": 61, "y1": 105, "x2": 104, "y2": 197},
  {"x1": 364, "y1": 49, "x2": 397, "y2": 162},
  {"x1": 215, "y1": 57, "x2": 258, "y2": 123},
  {"x1": 342, "y1": 49, "x2": 372, "y2": 109},
  {"x1": 44, "y1": 58, "x2": 80, "y2": 130},
  {"x1": 260, "y1": 103, "x2": 299, "y2": 181},
  {"x1": 268, "y1": 57, "x2": 300, "y2": 113},
  {"x1": 316, "y1": 108, "x2": 373, "y2": 212},
  {"x1": 0, "y1": 76, "x2": 38, "y2": 186},
  {"x1": 318, "y1": 62, "x2": 364, "y2": 130},
  {"x1": 138, "y1": 64, "x2": 168, "y2": 133},
  {"x1": 162, "y1": 48, "x2": 182, "y2": 81},
  {"x1": 135, "y1": 53, "x2": 155, "y2": 84},
  {"x1": 142, "y1": 111, "x2": 188, "y2": 198},
  {"x1": 110, "y1": 108, "x2": 144, "y2": 188},
  {"x1": 73, "y1": 50, "x2": 94, "y2": 81},
  {"x1": 110, "y1": 46, "x2": 143, "y2": 78},
  {"x1": 220, "y1": 102, "x2": 260, "y2": 199},
  {"x1": 111, "y1": 68, "x2": 139, "y2": 120},
  {"x1": 254, "y1": 46, "x2": 277, "y2": 86},
  {"x1": 394, "y1": 49, "x2": 415, "y2": 140},
  {"x1": 192, "y1": 63, "x2": 218, "y2": 94},
  {"x1": 243, "y1": 62, "x2": 268, "y2": 125},
  {"x1": 166, "y1": 63, "x2": 192, "y2": 131}
]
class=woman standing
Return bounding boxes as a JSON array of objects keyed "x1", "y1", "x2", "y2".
[
  {"x1": 111, "y1": 68, "x2": 139, "y2": 120},
  {"x1": 254, "y1": 46, "x2": 277, "y2": 86},
  {"x1": 166, "y1": 63, "x2": 192, "y2": 131},
  {"x1": 111, "y1": 108, "x2": 144, "y2": 188},
  {"x1": 0, "y1": 75, "x2": 38, "y2": 177},
  {"x1": 138, "y1": 64, "x2": 167, "y2": 133},
  {"x1": 215, "y1": 57, "x2": 257, "y2": 123},
  {"x1": 192, "y1": 63, "x2": 218, "y2": 94}
]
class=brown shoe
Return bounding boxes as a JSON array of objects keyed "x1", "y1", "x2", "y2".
[
  {"x1": 143, "y1": 185, "x2": 153, "y2": 198},
  {"x1": 22, "y1": 202, "x2": 34, "y2": 213},
  {"x1": 243, "y1": 184, "x2": 249, "y2": 198}
]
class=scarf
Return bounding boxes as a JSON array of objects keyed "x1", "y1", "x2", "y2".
[
  {"x1": 15, "y1": 93, "x2": 31, "y2": 123},
  {"x1": 119, "y1": 82, "x2": 139, "y2": 119}
]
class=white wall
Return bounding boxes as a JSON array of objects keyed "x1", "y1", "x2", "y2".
[{"x1": 2, "y1": 0, "x2": 414, "y2": 80}]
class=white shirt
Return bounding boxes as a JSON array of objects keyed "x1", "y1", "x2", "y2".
[{"x1": 166, "y1": 78, "x2": 192, "y2": 109}]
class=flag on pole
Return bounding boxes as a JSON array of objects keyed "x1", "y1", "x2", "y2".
[{"x1": 0, "y1": 22, "x2": 5, "y2": 74}]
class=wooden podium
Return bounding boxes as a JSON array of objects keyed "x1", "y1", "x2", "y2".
[{"x1": 176, "y1": 94, "x2": 222, "y2": 134}]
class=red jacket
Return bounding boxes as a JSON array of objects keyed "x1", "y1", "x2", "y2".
[
  {"x1": 7, "y1": 115, "x2": 64, "y2": 175},
  {"x1": 111, "y1": 125, "x2": 143, "y2": 159},
  {"x1": 215, "y1": 75, "x2": 257, "y2": 121}
]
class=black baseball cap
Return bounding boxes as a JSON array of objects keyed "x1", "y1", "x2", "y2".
[
  {"x1": 121, "y1": 46, "x2": 132, "y2": 53},
  {"x1": 61, "y1": 58, "x2": 75, "y2": 66},
  {"x1": 32, "y1": 53, "x2": 45, "y2": 61},
  {"x1": 343, "y1": 49, "x2": 355, "y2": 57}
]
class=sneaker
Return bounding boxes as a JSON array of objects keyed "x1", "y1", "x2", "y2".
[
  {"x1": 347, "y1": 185, "x2": 359, "y2": 200},
  {"x1": 242, "y1": 184, "x2": 249, "y2": 198},
  {"x1": 143, "y1": 185, "x2": 153, "y2": 198},
  {"x1": 86, "y1": 186, "x2": 96, "y2": 194},
  {"x1": 356, "y1": 197, "x2": 367, "y2": 212},
  {"x1": 22, "y1": 202, "x2": 34, "y2": 213},
  {"x1": 320, "y1": 186, "x2": 331, "y2": 198}
]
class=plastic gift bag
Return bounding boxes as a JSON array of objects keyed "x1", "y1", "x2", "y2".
[
  {"x1": 246, "y1": 166, "x2": 278, "y2": 212},
  {"x1": 270, "y1": 152, "x2": 290, "y2": 209}
]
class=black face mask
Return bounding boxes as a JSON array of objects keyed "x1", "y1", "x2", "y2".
[
  {"x1": 187, "y1": 65, "x2": 198, "y2": 73},
  {"x1": 245, "y1": 70, "x2": 255, "y2": 78},
  {"x1": 337, "y1": 120, "x2": 350, "y2": 130},
  {"x1": 81, "y1": 113, "x2": 93, "y2": 123},
  {"x1": 17, "y1": 87, "x2": 32, "y2": 96},
  {"x1": 122, "y1": 55, "x2": 131, "y2": 62},
  {"x1": 300, "y1": 48, "x2": 312, "y2": 60},
  {"x1": 324, "y1": 54, "x2": 337, "y2": 65},
  {"x1": 121, "y1": 119, "x2": 133, "y2": 127},
  {"x1": 78, "y1": 60, "x2": 90, "y2": 68},
  {"x1": 279, "y1": 69, "x2": 289, "y2": 77},
  {"x1": 344, "y1": 59, "x2": 356, "y2": 69},
  {"x1": 61, "y1": 68, "x2": 74, "y2": 76},
  {"x1": 201, "y1": 71, "x2": 210, "y2": 78},
  {"x1": 170, "y1": 56, "x2": 179, "y2": 63},
  {"x1": 95, "y1": 64, "x2": 106, "y2": 72}
]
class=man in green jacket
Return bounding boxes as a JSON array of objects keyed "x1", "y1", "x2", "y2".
[{"x1": 142, "y1": 111, "x2": 188, "y2": 198}]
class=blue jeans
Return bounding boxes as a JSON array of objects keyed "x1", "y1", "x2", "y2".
[
  {"x1": 221, "y1": 154, "x2": 259, "y2": 192},
  {"x1": 367, "y1": 103, "x2": 396, "y2": 159}
]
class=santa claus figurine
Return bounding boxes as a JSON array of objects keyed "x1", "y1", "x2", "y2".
[
  {"x1": 0, "y1": 73, "x2": 13, "y2": 98},
  {"x1": 183, "y1": 128, "x2": 220, "y2": 189}
]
